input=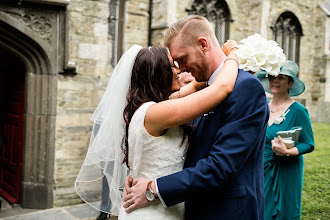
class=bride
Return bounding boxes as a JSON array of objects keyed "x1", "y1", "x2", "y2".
[{"x1": 75, "y1": 41, "x2": 238, "y2": 219}]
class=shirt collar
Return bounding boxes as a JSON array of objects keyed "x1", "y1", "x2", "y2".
[{"x1": 207, "y1": 61, "x2": 224, "y2": 86}]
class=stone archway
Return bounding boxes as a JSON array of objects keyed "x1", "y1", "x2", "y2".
[
  {"x1": 271, "y1": 10, "x2": 303, "y2": 65},
  {"x1": 0, "y1": 1, "x2": 69, "y2": 209}
]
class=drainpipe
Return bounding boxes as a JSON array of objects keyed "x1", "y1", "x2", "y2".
[{"x1": 148, "y1": 0, "x2": 153, "y2": 46}]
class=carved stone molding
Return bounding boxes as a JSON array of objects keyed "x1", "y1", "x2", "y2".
[
  {"x1": 22, "y1": 14, "x2": 53, "y2": 44},
  {"x1": 3, "y1": 7, "x2": 55, "y2": 45},
  {"x1": 22, "y1": 0, "x2": 70, "y2": 6}
]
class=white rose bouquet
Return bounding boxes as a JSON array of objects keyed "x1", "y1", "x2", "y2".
[{"x1": 234, "y1": 34, "x2": 286, "y2": 76}]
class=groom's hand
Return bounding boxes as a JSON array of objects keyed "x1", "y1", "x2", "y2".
[
  {"x1": 122, "y1": 177, "x2": 151, "y2": 213},
  {"x1": 123, "y1": 175, "x2": 133, "y2": 199}
]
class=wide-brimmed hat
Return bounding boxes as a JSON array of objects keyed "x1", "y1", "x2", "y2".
[{"x1": 257, "y1": 60, "x2": 305, "y2": 96}]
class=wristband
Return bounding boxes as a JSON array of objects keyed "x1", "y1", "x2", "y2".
[{"x1": 224, "y1": 57, "x2": 239, "y2": 65}]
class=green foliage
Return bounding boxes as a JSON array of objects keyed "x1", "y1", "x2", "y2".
[{"x1": 301, "y1": 123, "x2": 330, "y2": 219}]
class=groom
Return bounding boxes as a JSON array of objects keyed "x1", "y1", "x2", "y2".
[{"x1": 123, "y1": 15, "x2": 269, "y2": 219}]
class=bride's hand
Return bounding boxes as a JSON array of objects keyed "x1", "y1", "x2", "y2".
[
  {"x1": 222, "y1": 40, "x2": 238, "y2": 56},
  {"x1": 169, "y1": 91, "x2": 180, "y2": 99}
]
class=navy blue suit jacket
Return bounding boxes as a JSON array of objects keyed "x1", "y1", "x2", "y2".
[{"x1": 157, "y1": 70, "x2": 269, "y2": 220}]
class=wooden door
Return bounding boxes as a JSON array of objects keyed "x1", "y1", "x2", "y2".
[{"x1": 0, "y1": 52, "x2": 25, "y2": 204}]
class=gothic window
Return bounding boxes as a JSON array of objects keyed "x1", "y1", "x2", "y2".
[
  {"x1": 109, "y1": 0, "x2": 125, "y2": 66},
  {"x1": 271, "y1": 11, "x2": 303, "y2": 65},
  {"x1": 187, "y1": 0, "x2": 231, "y2": 46}
]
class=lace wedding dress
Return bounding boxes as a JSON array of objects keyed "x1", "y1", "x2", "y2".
[{"x1": 118, "y1": 101, "x2": 188, "y2": 220}]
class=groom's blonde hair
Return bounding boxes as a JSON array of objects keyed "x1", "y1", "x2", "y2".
[{"x1": 164, "y1": 15, "x2": 218, "y2": 48}]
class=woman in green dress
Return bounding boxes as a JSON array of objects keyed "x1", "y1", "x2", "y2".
[{"x1": 257, "y1": 61, "x2": 314, "y2": 220}]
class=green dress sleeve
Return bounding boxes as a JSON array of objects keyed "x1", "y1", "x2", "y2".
[{"x1": 294, "y1": 104, "x2": 314, "y2": 155}]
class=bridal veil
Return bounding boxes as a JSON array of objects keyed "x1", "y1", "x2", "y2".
[{"x1": 75, "y1": 44, "x2": 143, "y2": 215}]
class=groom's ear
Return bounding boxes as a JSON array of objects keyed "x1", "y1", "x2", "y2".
[{"x1": 198, "y1": 37, "x2": 209, "y2": 54}]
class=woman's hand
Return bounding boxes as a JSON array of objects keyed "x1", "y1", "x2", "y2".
[
  {"x1": 179, "y1": 72, "x2": 195, "y2": 87},
  {"x1": 169, "y1": 91, "x2": 180, "y2": 99},
  {"x1": 169, "y1": 75, "x2": 206, "y2": 100},
  {"x1": 222, "y1": 40, "x2": 238, "y2": 56},
  {"x1": 271, "y1": 136, "x2": 290, "y2": 156}
]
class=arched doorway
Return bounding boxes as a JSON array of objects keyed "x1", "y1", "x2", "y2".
[
  {"x1": 0, "y1": 2, "x2": 68, "y2": 207},
  {"x1": 0, "y1": 17, "x2": 56, "y2": 208},
  {"x1": 0, "y1": 48, "x2": 26, "y2": 204}
]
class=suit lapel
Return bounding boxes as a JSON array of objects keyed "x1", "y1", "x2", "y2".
[
  {"x1": 192, "y1": 110, "x2": 216, "y2": 133},
  {"x1": 191, "y1": 116, "x2": 203, "y2": 133}
]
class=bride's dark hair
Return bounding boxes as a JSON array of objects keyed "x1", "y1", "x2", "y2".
[{"x1": 123, "y1": 47, "x2": 190, "y2": 167}]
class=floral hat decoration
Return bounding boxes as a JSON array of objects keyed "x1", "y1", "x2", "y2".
[{"x1": 234, "y1": 33, "x2": 286, "y2": 76}]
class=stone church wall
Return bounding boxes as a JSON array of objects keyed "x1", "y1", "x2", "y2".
[
  {"x1": 55, "y1": 0, "x2": 113, "y2": 206},
  {"x1": 54, "y1": 0, "x2": 152, "y2": 207}
]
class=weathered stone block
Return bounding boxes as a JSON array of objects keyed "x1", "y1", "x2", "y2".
[{"x1": 78, "y1": 43, "x2": 109, "y2": 61}]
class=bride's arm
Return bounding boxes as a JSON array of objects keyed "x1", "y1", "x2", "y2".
[{"x1": 145, "y1": 42, "x2": 239, "y2": 136}]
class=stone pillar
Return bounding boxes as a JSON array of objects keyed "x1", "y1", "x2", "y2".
[
  {"x1": 125, "y1": 0, "x2": 150, "y2": 48},
  {"x1": 22, "y1": 73, "x2": 57, "y2": 209},
  {"x1": 324, "y1": 10, "x2": 330, "y2": 102},
  {"x1": 151, "y1": 0, "x2": 177, "y2": 46},
  {"x1": 310, "y1": 3, "x2": 330, "y2": 122},
  {"x1": 260, "y1": 0, "x2": 270, "y2": 38}
]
